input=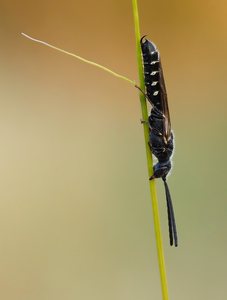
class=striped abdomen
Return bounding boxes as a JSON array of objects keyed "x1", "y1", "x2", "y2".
[{"x1": 140, "y1": 37, "x2": 163, "y2": 111}]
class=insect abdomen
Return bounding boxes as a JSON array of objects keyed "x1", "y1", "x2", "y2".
[{"x1": 140, "y1": 37, "x2": 162, "y2": 110}]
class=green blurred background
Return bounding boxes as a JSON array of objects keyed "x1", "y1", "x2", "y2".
[{"x1": 0, "y1": 0, "x2": 227, "y2": 299}]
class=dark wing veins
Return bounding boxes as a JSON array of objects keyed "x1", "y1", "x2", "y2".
[
  {"x1": 158, "y1": 60, "x2": 171, "y2": 142},
  {"x1": 140, "y1": 37, "x2": 172, "y2": 142}
]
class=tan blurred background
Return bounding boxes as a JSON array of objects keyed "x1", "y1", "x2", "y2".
[{"x1": 0, "y1": 0, "x2": 227, "y2": 299}]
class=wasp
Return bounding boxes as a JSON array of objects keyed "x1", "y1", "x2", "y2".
[{"x1": 140, "y1": 36, "x2": 178, "y2": 247}]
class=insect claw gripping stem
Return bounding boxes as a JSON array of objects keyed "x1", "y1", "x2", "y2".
[{"x1": 140, "y1": 119, "x2": 148, "y2": 125}]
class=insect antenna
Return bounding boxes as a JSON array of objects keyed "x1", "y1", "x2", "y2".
[
  {"x1": 163, "y1": 178, "x2": 178, "y2": 247},
  {"x1": 166, "y1": 190, "x2": 174, "y2": 246}
]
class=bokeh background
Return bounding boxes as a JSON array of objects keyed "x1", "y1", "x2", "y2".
[{"x1": 0, "y1": 0, "x2": 227, "y2": 299}]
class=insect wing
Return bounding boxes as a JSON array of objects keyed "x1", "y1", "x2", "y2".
[
  {"x1": 158, "y1": 61, "x2": 172, "y2": 141},
  {"x1": 141, "y1": 37, "x2": 172, "y2": 141}
]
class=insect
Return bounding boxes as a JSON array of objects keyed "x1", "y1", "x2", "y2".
[{"x1": 140, "y1": 36, "x2": 178, "y2": 247}]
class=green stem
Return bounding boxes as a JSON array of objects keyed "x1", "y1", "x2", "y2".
[
  {"x1": 21, "y1": 32, "x2": 136, "y2": 86},
  {"x1": 131, "y1": 1, "x2": 170, "y2": 300}
]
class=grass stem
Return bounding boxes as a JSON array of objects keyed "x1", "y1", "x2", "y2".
[
  {"x1": 21, "y1": 32, "x2": 136, "y2": 86},
  {"x1": 131, "y1": 1, "x2": 170, "y2": 300}
]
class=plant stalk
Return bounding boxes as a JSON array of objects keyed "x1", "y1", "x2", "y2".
[
  {"x1": 21, "y1": 33, "x2": 136, "y2": 86},
  {"x1": 131, "y1": 1, "x2": 170, "y2": 300}
]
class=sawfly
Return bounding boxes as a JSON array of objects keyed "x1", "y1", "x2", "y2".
[{"x1": 141, "y1": 36, "x2": 178, "y2": 247}]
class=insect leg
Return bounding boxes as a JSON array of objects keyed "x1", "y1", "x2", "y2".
[{"x1": 140, "y1": 119, "x2": 148, "y2": 125}]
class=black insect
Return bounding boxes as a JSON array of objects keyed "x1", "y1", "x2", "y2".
[{"x1": 140, "y1": 36, "x2": 178, "y2": 247}]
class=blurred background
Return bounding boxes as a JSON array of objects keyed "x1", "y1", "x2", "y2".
[{"x1": 0, "y1": 0, "x2": 227, "y2": 299}]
